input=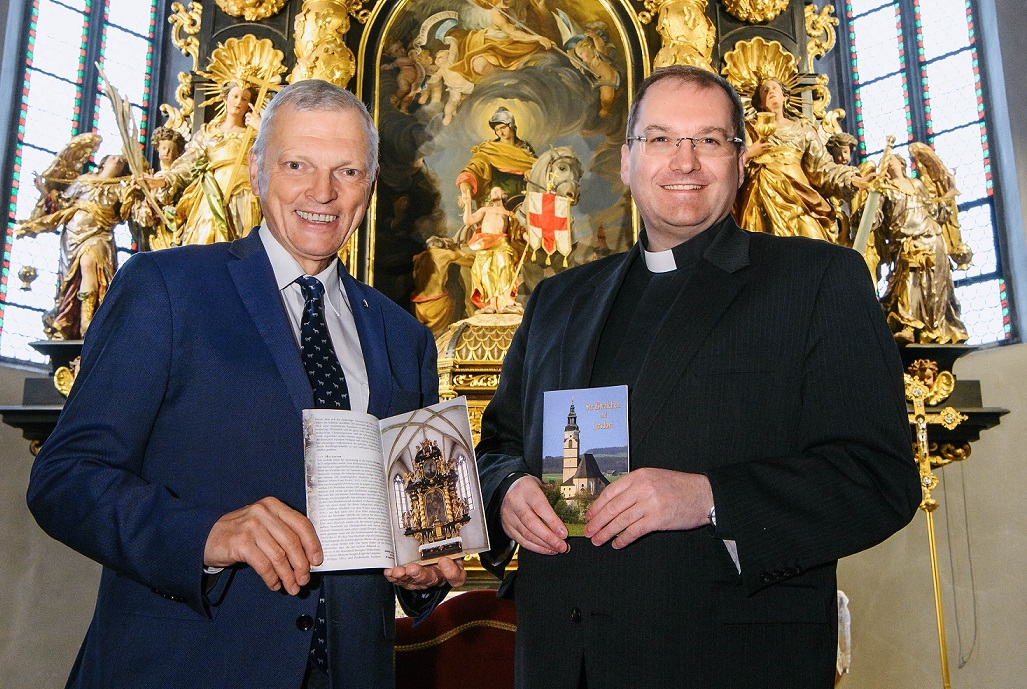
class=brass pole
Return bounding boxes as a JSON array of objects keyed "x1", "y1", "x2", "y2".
[
  {"x1": 923, "y1": 507, "x2": 952, "y2": 689},
  {"x1": 907, "y1": 375, "x2": 954, "y2": 689}
]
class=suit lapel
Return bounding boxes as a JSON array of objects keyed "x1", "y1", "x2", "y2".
[
  {"x1": 559, "y1": 246, "x2": 639, "y2": 388},
  {"x1": 630, "y1": 222, "x2": 751, "y2": 441},
  {"x1": 341, "y1": 267, "x2": 391, "y2": 419},
  {"x1": 228, "y1": 232, "x2": 314, "y2": 412}
]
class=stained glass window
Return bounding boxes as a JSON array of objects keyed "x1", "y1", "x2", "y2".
[
  {"x1": 844, "y1": 0, "x2": 1012, "y2": 344},
  {"x1": 0, "y1": 0, "x2": 158, "y2": 363}
]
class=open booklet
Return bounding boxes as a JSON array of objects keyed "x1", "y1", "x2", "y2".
[{"x1": 302, "y1": 396, "x2": 489, "y2": 571}]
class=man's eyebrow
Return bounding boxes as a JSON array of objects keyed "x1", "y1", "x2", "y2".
[{"x1": 640, "y1": 124, "x2": 732, "y2": 137}]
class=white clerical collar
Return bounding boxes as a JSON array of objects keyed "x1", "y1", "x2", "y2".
[{"x1": 642, "y1": 246, "x2": 678, "y2": 274}]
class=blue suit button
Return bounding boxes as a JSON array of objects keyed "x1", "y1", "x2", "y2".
[{"x1": 297, "y1": 614, "x2": 314, "y2": 631}]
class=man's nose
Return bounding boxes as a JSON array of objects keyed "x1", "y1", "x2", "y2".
[
  {"x1": 308, "y1": 170, "x2": 337, "y2": 202},
  {"x1": 669, "y1": 140, "x2": 701, "y2": 172}
]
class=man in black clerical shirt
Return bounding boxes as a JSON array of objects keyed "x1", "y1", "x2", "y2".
[{"x1": 475, "y1": 65, "x2": 919, "y2": 689}]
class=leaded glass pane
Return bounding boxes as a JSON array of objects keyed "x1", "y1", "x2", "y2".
[
  {"x1": 30, "y1": 2, "x2": 87, "y2": 78},
  {"x1": 849, "y1": 6, "x2": 903, "y2": 83},
  {"x1": 21, "y1": 71, "x2": 79, "y2": 152},
  {"x1": 7, "y1": 233, "x2": 60, "y2": 313},
  {"x1": 91, "y1": 100, "x2": 127, "y2": 161},
  {"x1": 106, "y1": 0, "x2": 157, "y2": 37},
  {"x1": 924, "y1": 50, "x2": 980, "y2": 134},
  {"x1": 0, "y1": 304, "x2": 50, "y2": 363},
  {"x1": 955, "y1": 279, "x2": 1010, "y2": 343},
  {"x1": 114, "y1": 223, "x2": 133, "y2": 255},
  {"x1": 101, "y1": 26, "x2": 153, "y2": 107},
  {"x1": 847, "y1": 0, "x2": 892, "y2": 19},
  {"x1": 917, "y1": 0, "x2": 973, "y2": 62},
  {"x1": 950, "y1": 204, "x2": 997, "y2": 280},
  {"x1": 930, "y1": 122, "x2": 989, "y2": 201},
  {"x1": 856, "y1": 74, "x2": 910, "y2": 155},
  {"x1": 14, "y1": 146, "x2": 63, "y2": 221}
]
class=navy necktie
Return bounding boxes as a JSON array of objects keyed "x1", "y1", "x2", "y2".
[
  {"x1": 294, "y1": 275, "x2": 349, "y2": 674},
  {"x1": 295, "y1": 275, "x2": 351, "y2": 412}
]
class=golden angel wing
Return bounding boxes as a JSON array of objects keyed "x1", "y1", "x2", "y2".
[
  {"x1": 909, "y1": 141, "x2": 957, "y2": 198},
  {"x1": 19, "y1": 132, "x2": 101, "y2": 228}
]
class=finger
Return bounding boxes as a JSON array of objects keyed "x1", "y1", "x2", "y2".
[
  {"x1": 437, "y1": 557, "x2": 466, "y2": 588},
  {"x1": 504, "y1": 498, "x2": 567, "y2": 553},
  {"x1": 589, "y1": 504, "x2": 644, "y2": 547},
  {"x1": 255, "y1": 500, "x2": 321, "y2": 592}
]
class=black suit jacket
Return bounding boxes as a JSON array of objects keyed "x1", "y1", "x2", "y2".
[{"x1": 476, "y1": 220, "x2": 919, "y2": 689}]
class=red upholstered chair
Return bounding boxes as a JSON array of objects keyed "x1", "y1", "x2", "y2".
[{"x1": 394, "y1": 589, "x2": 516, "y2": 689}]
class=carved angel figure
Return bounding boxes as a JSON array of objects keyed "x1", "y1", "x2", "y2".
[
  {"x1": 15, "y1": 134, "x2": 129, "y2": 339},
  {"x1": 865, "y1": 151, "x2": 972, "y2": 344}
]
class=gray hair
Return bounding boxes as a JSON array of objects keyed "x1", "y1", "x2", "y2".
[
  {"x1": 252, "y1": 79, "x2": 379, "y2": 191},
  {"x1": 626, "y1": 65, "x2": 746, "y2": 144}
]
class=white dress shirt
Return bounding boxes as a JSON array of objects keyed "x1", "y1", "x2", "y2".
[{"x1": 259, "y1": 224, "x2": 369, "y2": 413}]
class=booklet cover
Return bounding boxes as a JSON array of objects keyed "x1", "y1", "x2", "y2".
[
  {"x1": 542, "y1": 385, "x2": 629, "y2": 535},
  {"x1": 302, "y1": 396, "x2": 489, "y2": 571}
]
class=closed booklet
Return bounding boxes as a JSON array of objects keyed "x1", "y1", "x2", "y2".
[
  {"x1": 542, "y1": 385, "x2": 629, "y2": 535},
  {"x1": 303, "y1": 396, "x2": 489, "y2": 571}
]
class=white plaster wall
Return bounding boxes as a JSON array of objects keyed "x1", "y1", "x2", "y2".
[{"x1": 0, "y1": 365, "x2": 99, "y2": 688}]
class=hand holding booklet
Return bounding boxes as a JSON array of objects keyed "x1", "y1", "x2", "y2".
[{"x1": 302, "y1": 396, "x2": 489, "y2": 571}]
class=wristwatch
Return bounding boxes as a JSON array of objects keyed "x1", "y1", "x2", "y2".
[{"x1": 707, "y1": 505, "x2": 717, "y2": 527}]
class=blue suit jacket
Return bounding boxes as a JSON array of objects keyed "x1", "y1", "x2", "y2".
[{"x1": 28, "y1": 231, "x2": 441, "y2": 688}]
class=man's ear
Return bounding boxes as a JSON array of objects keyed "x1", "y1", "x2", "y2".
[{"x1": 248, "y1": 150, "x2": 261, "y2": 198}]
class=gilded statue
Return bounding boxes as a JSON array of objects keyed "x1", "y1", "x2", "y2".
[
  {"x1": 463, "y1": 186, "x2": 525, "y2": 314},
  {"x1": 721, "y1": 0, "x2": 790, "y2": 24},
  {"x1": 215, "y1": 0, "x2": 287, "y2": 22},
  {"x1": 127, "y1": 127, "x2": 187, "y2": 251},
  {"x1": 735, "y1": 78, "x2": 866, "y2": 242},
  {"x1": 863, "y1": 149, "x2": 972, "y2": 344},
  {"x1": 641, "y1": 0, "x2": 716, "y2": 72},
  {"x1": 162, "y1": 36, "x2": 285, "y2": 245},
  {"x1": 15, "y1": 134, "x2": 129, "y2": 339},
  {"x1": 290, "y1": 0, "x2": 358, "y2": 87}
]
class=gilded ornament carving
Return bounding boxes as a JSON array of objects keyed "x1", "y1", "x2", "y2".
[
  {"x1": 169, "y1": 2, "x2": 202, "y2": 71},
  {"x1": 199, "y1": 35, "x2": 287, "y2": 102},
  {"x1": 722, "y1": 37, "x2": 801, "y2": 120},
  {"x1": 906, "y1": 359, "x2": 956, "y2": 405},
  {"x1": 933, "y1": 443, "x2": 971, "y2": 468},
  {"x1": 215, "y1": 0, "x2": 288, "y2": 22},
  {"x1": 162, "y1": 2, "x2": 203, "y2": 136},
  {"x1": 637, "y1": 1, "x2": 716, "y2": 72},
  {"x1": 452, "y1": 374, "x2": 502, "y2": 388},
  {"x1": 290, "y1": 0, "x2": 363, "y2": 88},
  {"x1": 721, "y1": 0, "x2": 790, "y2": 24},
  {"x1": 805, "y1": 3, "x2": 838, "y2": 68},
  {"x1": 53, "y1": 356, "x2": 81, "y2": 398}
]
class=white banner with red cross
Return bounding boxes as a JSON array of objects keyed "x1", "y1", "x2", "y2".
[{"x1": 525, "y1": 191, "x2": 572, "y2": 259}]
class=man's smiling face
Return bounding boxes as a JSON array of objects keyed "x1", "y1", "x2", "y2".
[
  {"x1": 249, "y1": 105, "x2": 375, "y2": 275},
  {"x1": 621, "y1": 79, "x2": 746, "y2": 251}
]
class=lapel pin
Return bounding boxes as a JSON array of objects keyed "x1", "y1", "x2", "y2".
[{"x1": 362, "y1": 299, "x2": 369, "y2": 308}]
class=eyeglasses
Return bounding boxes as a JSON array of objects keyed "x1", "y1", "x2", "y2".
[{"x1": 627, "y1": 134, "x2": 744, "y2": 158}]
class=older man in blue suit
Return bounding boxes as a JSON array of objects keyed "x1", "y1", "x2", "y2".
[{"x1": 27, "y1": 79, "x2": 464, "y2": 689}]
